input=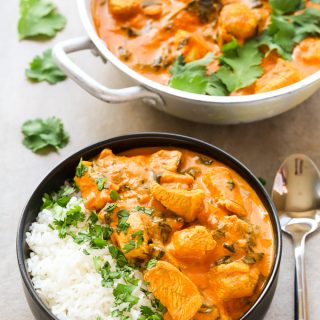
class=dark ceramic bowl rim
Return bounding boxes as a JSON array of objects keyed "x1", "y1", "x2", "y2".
[{"x1": 17, "y1": 132, "x2": 282, "y2": 320}]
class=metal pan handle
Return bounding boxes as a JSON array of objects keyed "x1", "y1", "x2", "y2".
[{"x1": 53, "y1": 36, "x2": 164, "y2": 106}]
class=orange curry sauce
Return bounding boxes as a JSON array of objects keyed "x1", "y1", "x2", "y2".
[
  {"x1": 74, "y1": 147, "x2": 275, "y2": 320},
  {"x1": 92, "y1": 0, "x2": 320, "y2": 95}
]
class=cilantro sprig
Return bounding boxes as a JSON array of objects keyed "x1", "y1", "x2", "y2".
[
  {"x1": 169, "y1": 54, "x2": 228, "y2": 96},
  {"x1": 26, "y1": 49, "x2": 66, "y2": 84},
  {"x1": 22, "y1": 117, "x2": 69, "y2": 152},
  {"x1": 18, "y1": 0, "x2": 66, "y2": 39},
  {"x1": 216, "y1": 40, "x2": 263, "y2": 92},
  {"x1": 259, "y1": 8, "x2": 320, "y2": 59}
]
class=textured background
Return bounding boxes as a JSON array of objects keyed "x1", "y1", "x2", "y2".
[{"x1": 1, "y1": 1, "x2": 320, "y2": 319}]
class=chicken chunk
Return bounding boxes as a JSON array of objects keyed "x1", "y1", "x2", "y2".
[
  {"x1": 209, "y1": 261, "x2": 260, "y2": 300},
  {"x1": 144, "y1": 261, "x2": 203, "y2": 320},
  {"x1": 150, "y1": 150, "x2": 182, "y2": 173},
  {"x1": 295, "y1": 38, "x2": 320, "y2": 65},
  {"x1": 151, "y1": 183, "x2": 205, "y2": 221},
  {"x1": 255, "y1": 59, "x2": 301, "y2": 93},
  {"x1": 203, "y1": 167, "x2": 247, "y2": 216},
  {"x1": 113, "y1": 211, "x2": 151, "y2": 260},
  {"x1": 109, "y1": 0, "x2": 141, "y2": 17},
  {"x1": 172, "y1": 226, "x2": 216, "y2": 259},
  {"x1": 219, "y1": 3, "x2": 258, "y2": 42}
]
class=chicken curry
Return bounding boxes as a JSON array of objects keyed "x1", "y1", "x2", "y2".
[
  {"x1": 74, "y1": 147, "x2": 275, "y2": 320},
  {"x1": 92, "y1": 0, "x2": 320, "y2": 96}
]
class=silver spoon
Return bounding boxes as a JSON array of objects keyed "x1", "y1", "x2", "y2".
[{"x1": 272, "y1": 154, "x2": 320, "y2": 320}]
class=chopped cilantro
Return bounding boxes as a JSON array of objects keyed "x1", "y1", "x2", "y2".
[
  {"x1": 104, "y1": 202, "x2": 118, "y2": 212},
  {"x1": 72, "y1": 223, "x2": 113, "y2": 248},
  {"x1": 269, "y1": 0, "x2": 304, "y2": 15},
  {"x1": 110, "y1": 190, "x2": 119, "y2": 201},
  {"x1": 139, "y1": 306, "x2": 163, "y2": 320},
  {"x1": 108, "y1": 244, "x2": 128, "y2": 268},
  {"x1": 95, "y1": 177, "x2": 106, "y2": 191},
  {"x1": 75, "y1": 158, "x2": 88, "y2": 177},
  {"x1": 123, "y1": 240, "x2": 136, "y2": 253},
  {"x1": 18, "y1": 0, "x2": 66, "y2": 39},
  {"x1": 113, "y1": 283, "x2": 139, "y2": 307},
  {"x1": 123, "y1": 230, "x2": 144, "y2": 253},
  {"x1": 26, "y1": 49, "x2": 66, "y2": 84},
  {"x1": 22, "y1": 117, "x2": 69, "y2": 153},
  {"x1": 146, "y1": 258, "x2": 157, "y2": 270},
  {"x1": 52, "y1": 204, "x2": 85, "y2": 238},
  {"x1": 117, "y1": 209, "x2": 130, "y2": 234},
  {"x1": 133, "y1": 206, "x2": 154, "y2": 216},
  {"x1": 41, "y1": 184, "x2": 75, "y2": 209}
]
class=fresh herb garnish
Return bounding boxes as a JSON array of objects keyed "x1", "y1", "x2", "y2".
[
  {"x1": 104, "y1": 202, "x2": 118, "y2": 212},
  {"x1": 133, "y1": 206, "x2": 154, "y2": 216},
  {"x1": 52, "y1": 204, "x2": 85, "y2": 238},
  {"x1": 95, "y1": 177, "x2": 106, "y2": 191},
  {"x1": 113, "y1": 283, "x2": 139, "y2": 308},
  {"x1": 108, "y1": 244, "x2": 128, "y2": 268},
  {"x1": 26, "y1": 49, "x2": 66, "y2": 84},
  {"x1": 123, "y1": 240, "x2": 136, "y2": 253},
  {"x1": 169, "y1": 54, "x2": 228, "y2": 96},
  {"x1": 21, "y1": 117, "x2": 69, "y2": 152},
  {"x1": 269, "y1": 0, "x2": 304, "y2": 15},
  {"x1": 216, "y1": 40, "x2": 263, "y2": 92},
  {"x1": 123, "y1": 230, "x2": 144, "y2": 253},
  {"x1": 110, "y1": 190, "x2": 119, "y2": 201},
  {"x1": 260, "y1": 8, "x2": 320, "y2": 59},
  {"x1": 117, "y1": 209, "x2": 130, "y2": 234},
  {"x1": 41, "y1": 184, "x2": 75, "y2": 209},
  {"x1": 73, "y1": 223, "x2": 113, "y2": 248},
  {"x1": 139, "y1": 305, "x2": 163, "y2": 320},
  {"x1": 75, "y1": 158, "x2": 88, "y2": 177},
  {"x1": 18, "y1": 0, "x2": 66, "y2": 39},
  {"x1": 146, "y1": 258, "x2": 157, "y2": 270}
]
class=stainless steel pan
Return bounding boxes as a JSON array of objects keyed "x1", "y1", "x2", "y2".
[{"x1": 53, "y1": 0, "x2": 320, "y2": 124}]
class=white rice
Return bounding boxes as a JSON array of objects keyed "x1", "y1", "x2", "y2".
[{"x1": 26, "y1": 196, "x2": 154, "y2": 320}]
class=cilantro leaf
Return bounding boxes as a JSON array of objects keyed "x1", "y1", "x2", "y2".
[
  {"x1": 216, "y1": 40, "x2": 263, "y2": 92},
  {"x1": 110, "y1": 190, "x2": 119, "y2": 201},
  {"x1": 26, "y1": 49, "x2": 66, "y2": 84},
  {"x1": 123, "y1": 240, "x2": 136, "y2": 253},
  {"x1": 22, "y1": 117, "x2": 69, "y2": 152},
  {"x1": 169, "y1": 54, "x2": 228, "y2": 96},
  {"x1": 146, "y1": 258, "x2": 157, "y2": 270},
  {"x1": 133, "y1": 206, "x2": 154, "y2": 216},
  {"x1": 75, "y1": 158, "x2": 88, "y2": 177},
  {"x1": 270, "y1": 0, "x2": 304, "y2": 15},
  {"x1": 259, "y1": 8, "x2": 320, "y2": 59},
  {"x1": 95, "y1": 177, "x2": 106, "y2": 191},
  {"x1": 291, "y1": 8, "x2": 320, "y2": 42},
  {"x1": 18, "y1": 0, "x2": 66, "y2": 39},
  {"x1": 117, "y1": 209, "x2": 130, "y2": 234}
]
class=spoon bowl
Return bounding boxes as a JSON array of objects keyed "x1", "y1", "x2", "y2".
[{"x1": 272, "y1": 154, "x2": 320, "y2": 320}]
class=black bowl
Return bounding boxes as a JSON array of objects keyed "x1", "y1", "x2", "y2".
[{"x1": 17, "y1": 133, "x2": 282, "y2": 320}]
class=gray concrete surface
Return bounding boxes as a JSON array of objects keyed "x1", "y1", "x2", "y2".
[{"x1": 1, "y1": 1, "x2": 320, "y2": 319}]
